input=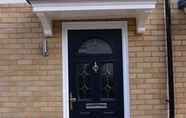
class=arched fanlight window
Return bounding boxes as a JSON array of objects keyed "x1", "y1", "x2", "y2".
[{"x1": 78, "y1": 38, "x2": 112, "y2": 54}]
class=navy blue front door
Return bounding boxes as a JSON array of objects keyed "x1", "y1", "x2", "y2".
[{"x1": 68, "y1": 29, "x2": 124, "y2": 118}]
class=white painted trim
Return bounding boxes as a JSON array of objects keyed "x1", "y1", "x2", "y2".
[
  {"x1": 62, "y1": 21, "x2": 130, "y2": 118},
  {"x1": 0, "y1": 0, "x2": 26, "y2": 4},
  {"x1": 36, "y1": 13, "x2": 53, "y2": 37},
  {"x1": 136, "y1": 15, "x2": 147, "y2": 34},
  {"x1": 33, "y1": 1, "x2": 156, "y2": 12},
  {"x1": 32, "y1": 1, "x2": 157, "y2": 34}
]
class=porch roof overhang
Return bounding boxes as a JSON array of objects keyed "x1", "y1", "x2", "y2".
[
  {"x1": 27, "y1": 0, "x2": 157, "y2": 37},
  {"x1": 178, "y1": 0, "x2": 186, "y2": 13}
]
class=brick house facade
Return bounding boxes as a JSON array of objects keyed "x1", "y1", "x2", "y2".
[{"x1": 0, "y1": 0, "x2": 186, "y2": 118}]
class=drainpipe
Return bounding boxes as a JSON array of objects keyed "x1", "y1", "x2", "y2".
[{"x1": 164, "y1": 0, "x2": 175, "y2": 118}]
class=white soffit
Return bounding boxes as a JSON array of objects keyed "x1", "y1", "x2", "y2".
[
  {"x1": 29, "y1": 0, "x2": 157, "y2": 36},
  {"x1": 0, "y1": 0, "x2": 26, "y2": 4}
]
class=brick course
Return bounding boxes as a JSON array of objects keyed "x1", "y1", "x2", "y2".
[
  {"x1": 0, "y1": 4, "x2": 62, "y2": 118},
  {"x1": 129, "y1": 1, "x2": 167, "y2": 117},
  {"x1": 172, "y1": 0, "x2": 186, "y2": 117}
]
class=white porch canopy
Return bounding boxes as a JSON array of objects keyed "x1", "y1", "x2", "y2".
[{"x1": 27, "y1": 0, "x2": 157, "y2": 37}]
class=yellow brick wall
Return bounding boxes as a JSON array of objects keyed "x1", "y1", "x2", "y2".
[
  {"x1": 129, "y1": 0, "x2": 167, "y2": 117},
  {"x1": 0, "y1": 4, "x2": 62, "y2": 118},
  {"x1": 0, "y1": 0, "x2": 185, "y2": 117},
  {"x1": 172, "y1": 0, "x2": 186, "y2": 118}
]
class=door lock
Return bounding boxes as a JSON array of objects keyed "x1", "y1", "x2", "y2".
[{"x1": 70, "y1": 92, "x2": 77, "y2": 111}]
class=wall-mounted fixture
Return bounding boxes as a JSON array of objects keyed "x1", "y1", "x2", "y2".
[
  {"x1": 178, "y1": 0, "x2": 186, "y2": 13},
  {"x1": 41, "y1": 38, "x2": 49, "y2": 57}
]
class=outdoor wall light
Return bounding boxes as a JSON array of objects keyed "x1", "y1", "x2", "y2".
[{"x1": 40, "y1": 38, "x2": 49, "y2": 57}]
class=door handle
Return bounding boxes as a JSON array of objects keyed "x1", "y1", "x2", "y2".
[{"x1": 70, "y1": 92, "x2": 77, "y2": 111}]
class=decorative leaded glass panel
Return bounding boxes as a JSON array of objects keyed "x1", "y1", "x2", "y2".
[
  {"x1": 100, "y1": 63, "x2": 114, "y2": 98},
  {"x1": 77, "y1": 64, "x2": 90, "y2": 98}
]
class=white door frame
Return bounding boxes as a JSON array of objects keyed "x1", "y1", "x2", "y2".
[{"x1": 62, "y1": 21, "x2": 130, "y2": 118}]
